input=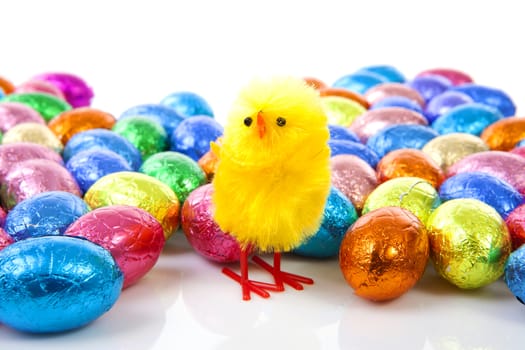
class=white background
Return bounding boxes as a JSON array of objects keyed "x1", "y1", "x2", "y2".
[{"x1": 2, "y1": 1, "x2": 525, "y2": 349}]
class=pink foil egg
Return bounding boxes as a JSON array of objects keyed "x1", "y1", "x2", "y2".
[
  {"x1": 65, "y1": 205, "x2": 166, "y2": 289},
  {"x1": 1, "y1": 159, "x2": 81, "y2": 210},
  {"x1": 0, "y1": 227, "x2": 13, "y2": 251},
  {"x1": 330, "y1": 154, "x2": 378, "y2": 213},
  {"x1": 416, "y1": 68, "x2": 474, "y2": 86},
  {"x1": 14, "y1": 80, "x2": 66, "y2": 100},
  {"x1": 0, "y1": 206, "x2": 6, "y2": 226},
  {"x1": 0, "y1": 102, "x2": 46, "y2": 133},
  {"x1": 181, "y1": 184, "x2": 243, "y2": 263},
  {"x1": 446, "y1": 151, "x2": 525, "y2": 195},
  {"x1": 31, "y1": 72, "x2": 94, "y2": 108},
  {"x1": 0, "y1": 142, "x2": 63, "y2": 181},
  {"x1": 348, "y1": 107, "x2": 428, "y2": 143},
  {"x1": 364, "y1": 83, "x2": 426, "y2": 108},
  {"x1": 510, "y1": 146, "x2": 525, "y2": 159}
]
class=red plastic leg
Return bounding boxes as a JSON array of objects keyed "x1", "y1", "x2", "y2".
[{"x1": 252, "y1": 253, "x2": 314, "y2": 290}]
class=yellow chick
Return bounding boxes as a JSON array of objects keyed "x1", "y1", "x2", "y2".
[{"x1": 212, "y1": 76, "x2": 331, "y2": 300}]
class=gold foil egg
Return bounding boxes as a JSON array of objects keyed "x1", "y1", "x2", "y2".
[
  {"x1": 320, "y1": 95, "x2": 366, "y2": 126},
  {"x1": 426, "y1": 198, "x2": 511, "y2": 289},
  {"x1": 48, "y1": 107, "x2": 116, "y2": 144},
  {"x1": 2, "y1": 122, "x2": 63, "y2": 153},
  {"x1": 84, "y1": 171, "x2": 180, "y2": 239},
  {"x1": 339, "y1": 206, "x2": 429, "y2": 301}
]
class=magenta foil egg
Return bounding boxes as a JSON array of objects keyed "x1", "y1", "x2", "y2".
[
  {"x1": 31, "y1": 72, "x2": 94, "y2": 108},
  {"x1": 0, "y1": 142, "x2": 63, "y2": 181},
  {"x1": 0, "y1": 102, "x2": 46, "y2": 133},
  {"x1": 65, "y1": 205, "x2": 166, "y2": 289},
  {"x1": 1, "y1": 159, "x2": 81, "y2": 209},
  {"x1": 181, "y1": 184, "x2": 243, "y2": 263},
  {"x1": 446, "y1": 151, "x2": 525, "y2": 195}
]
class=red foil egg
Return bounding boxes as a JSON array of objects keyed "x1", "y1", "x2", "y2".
[
  {"x1": 505, "y1": 204, "x2": 525, "y2": 251},
  {"x1": 48, "y1": 107, "x2": 116, "y2": 144},
  {"x1": 0, "y1": 102, "x2": 46, "y2": 133},
  {"x1": 181, "y1": 184, "x2": 243, "y2": 263},
  {"x1": 65, "y1": 205, "x2": 166, "y2": 289}
]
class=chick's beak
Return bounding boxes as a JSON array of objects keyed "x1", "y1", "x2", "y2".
[{"x1": 257, "y1": 111, "x2": 266, "y2": 138}]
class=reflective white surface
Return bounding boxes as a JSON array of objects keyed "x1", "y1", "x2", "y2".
[{"x1": 1, "y1": 232, "x2": 523, "y2": 350}]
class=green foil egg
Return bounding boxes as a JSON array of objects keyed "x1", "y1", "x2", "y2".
[
  {"x1": 320, "y1": 95, "x2": 366, "y2": 127},
  {"x1": 112, "y1": 116, "x2": 167, "y2": 161},
  {"x1": 1, "y1": 92, "x2": 72, "y2": 122}
]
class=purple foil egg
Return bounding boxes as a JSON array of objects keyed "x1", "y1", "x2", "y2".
[
  {"x1": 0, "y1": 102, "x2": 46, "y2": 133},
  {"x1": 0, "y1": 142, "x2": 63, "y2": 182},
  {"x1": 31, "y1": 72, "x2": 94, "y2": 108}
]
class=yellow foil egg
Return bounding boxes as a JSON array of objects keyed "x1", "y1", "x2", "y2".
[
  {"x1": 84, "y1": 171, "x2": 180, "y2": 239},
  {"x1": 320, "y1": 95, "x2": 366, "y2": 126},
  {"x1": 426, "y1": 198, "x2": 511, "y2": 289},
  {"x1": 2, "y1": 122, "x2": 63, "y2": 153},
  {"x1": 362, "y1": 177, "x2": 440, "y2": 225}
]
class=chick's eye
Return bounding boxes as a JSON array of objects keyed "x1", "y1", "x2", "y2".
[
  {"x1": 276, "y1": 117, "x2": 286, "y2": 127},
  {"x1": 244, "y1": 117, "x2": 253, "y2": 126}
]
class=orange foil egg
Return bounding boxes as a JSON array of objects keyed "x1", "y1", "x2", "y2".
[
  {"x1": 303, "y1": 77, "x2": 328, "y2": 90},
  {"x1": 48, "y1": 107, "x2": 116, "y2": 144},
  {"x1": 339, "y1": 206, "x2": 429, "y2": 301},
  {"x1": 0, "y1": 76, "x2": 15, "y2": 94},
  {"x1": 319, "y1": 87, "x2": 370, "y2": 109},
  {"x1": 377, "y1": 149, "x2": 444, "y2": 187},
  {"x1": 480, "y1": 116, "x2": 525, "y2": 151}
]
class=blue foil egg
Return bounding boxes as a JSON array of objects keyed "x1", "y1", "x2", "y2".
[
  {"x1": 66, "y1": 148, "x2": 133, "y2": 193},
  {"x1": 119, "y1": 103, "x2": 185, "y2": 137},
  {"x1": 170, "y1": 116, "x2": 224, "y2": 161},
  {"x1": 451, "y1": 83, "x2": 516, "y2": 117},
  {"x1": 328, "y1": 124, "x2": 360, "y2": 143},
  {"x1": 5, "y1": 191, "x2": 90, "y2": 241},
  {"x1": 332, "y1": 71, "x2": 387, "y2": 95},
  {"x1": 63, "y1": 128, "x2": 142, "y2": 170},
  {"x1": 439, "y1": 172, "x2": 523, "y2": 219},
  {"x1": 505, "y1": 244, "x2": 525, "y2": 304},
  {"x1": 356, "y1": 65, "x2": 406, "y2": 83},
  {"x1": 366, "y1": 124, "x2": 439, "y2": 159},
  {"x1": 0, "y1": 235, "x2": 123, "y2": 333},
  {"x1": 432, "y1": 103, "x2": 503, "y2": 136},
  {"x1": 293, "y1": 187, "x2": 358, "y2": 258},
  {"x1": 370, "y1": 96, "x2": 424, "y2": 114},
  {"x1": 328, "y1": 139, "x2": 380, "y2": 168},
  {"x1": 406, "y1": 75, "x2": 452, "y2": 103},
  {"x1": 518, "y1": 139, "x2": 525, "y2": 148},
  {"x1": 424, "y1": 90, "x2": 474, "y2": 123},
  {"x1": 160, "y1": 91, "x2": 214, "y2": 118}
]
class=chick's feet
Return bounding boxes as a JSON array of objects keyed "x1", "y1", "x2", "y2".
[{"x1": 253, "y1": 253, "x2": 314, "y2": 291}]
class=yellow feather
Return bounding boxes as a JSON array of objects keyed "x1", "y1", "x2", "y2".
[{"x1": 212, "y1": 76, "x2": 331, "y2": 253}]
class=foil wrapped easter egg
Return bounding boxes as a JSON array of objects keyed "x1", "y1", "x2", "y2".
[
  {"x1": 406, "y1": 75, "x2": 451, "y2": 103},
  {"x1": 422, "y1": 133, "x2": 489, "y2": 171},
  {"x1": 332, "y1": 71, "x2": 388, "y2": 95},
  {"x1": 5, "y1": 191, "x2": 90, "y2": 241},
  {"x1": 328, "y1": 124, "x2": 360, "y2": 143},
  {"x1": 0, "y1": 235, "x2": 122, "y2": 333},
  {"x1": 63, "y1": 128, "x2": 142, "y2": 170},
  {"x1": 0, "y1": 142, "x2": 63, "y2": 181},
  {"x1": 426, "y1": 198, "x2": 511, "y2": 289},
  {"x1": 0, "y1": 102, "x2": 46, "y2": 133},
  {"x1": 293, "y1": 187, "x2": 358, "y2": 258},
  {"x1": 112, "y1": 115, "x2": 167, "y2": 160},
  {"x1": 2, "y1": 122, "x2": 63, "y2": 152},
  {"x1": 31, "y1": 72, "x2": 94, "y2": 108},
  {"x1": 1, "y1": 92, "x2": 72, "y2": 122},
  {"x1": 0, "y1": 206, "x2": 6, "y2": 226},
  {"x1": 370, "y1": 96, "x2": 424, "y2": 115},
  {"x1": 1, "y1": 159, "x2": 81, "y2": 209},
  {"x1": 139, "y1": 151, "x2": 207, "y2": 203},
  {"x1": 505, "y1": 204, "x2": 525, "y2": 250},
  {"x1": 377, "y1": 148, "x2": 444, "y2": 187},
  {"x1": 504, "y1": 245, "x2": 525, "y2": 304},
  {"x1": 65, "y1": 205, "x2": 165, "y2": 289},
  {"x1": 84, "y1": 171, "x2": 180, "y2": 238},
  {"x1": 511, "y1": 146, "x2": 525, "y2": 159},
  {"x1": 348, "y1": 107, "x2": 428, "y2": 143},
  {"x1": 363, "y1": 177, "x2": 441, "y2": 224},
  {"x1": 447, "y1": 151, "x2": 525, "y2": 195},
  {"x1": 15, "y1": 80, "x2": 66, "y2": 99},
  {"x1": 416, "y1": 68, "x2": 474, "y2": 86},
  {"x1": 160, "y1": 91, "x2": 214, "y2": 118},
  {"x1": 330, "y1": 154, "x2": 378, "y2": 212},
  {"x1": 451, "y1": 83, "x2": 516, "y2": 117},
  {"x1": 366, "y1": 124, "x2": 438, "y2": 159},
  {"x1": 424, "y1": 90, "x2": 474, "y2": 123},
  {"x1": 319, "y1": 87, "x2": 370, "y2": 109},
  {"x1": 119, "y1": 103, "x2": 184, "y2": 137},
  {"x1": 48, "y1": 107, "x2": 116, "y2": 144},
  {"x1": 440, "y1": 172, "x2": 523, "y2": 219},
  {"x1": 431, "y1": 103, "x2": 503, "y2": 136},
  {"x1": 339, "y1": 206, "x2": 429, "y2": 301},
  {"x1": 198, "y1": 137, "x2": 221, "y2": 182},
  {"x1": 328, "y1": 139, "x2": 379, "y2": 168},
  {"x1": 364, "y1": 82, "x2": 426, "y2": 108},
  {"x1": 356, "y1": 65, "x2": 406, "y2": 83},
  {"x1": 480, "y1": 117, "x2": 525, "y2": 151},
  {"x1": 181, "y1": 184, "x2": 242, "y2": 263},
  {"x1": 170, "y1": 116, "x2": 224, "y2": 161},
  {"x1": 0, "y1": 228, "x2": 13, "y2": 251},
  {"x1": 0, "y1": 75, "x2": 15, "y2": 94},
  {"x1": 320, "y1": 95, "x2": 367, "y2": 126},
  {"x1": 303, "y1": 76, "x2": 328, "y2": 90},
  {"x1": 66, "y1": 149, "x2": 133, "y2": 193}
]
